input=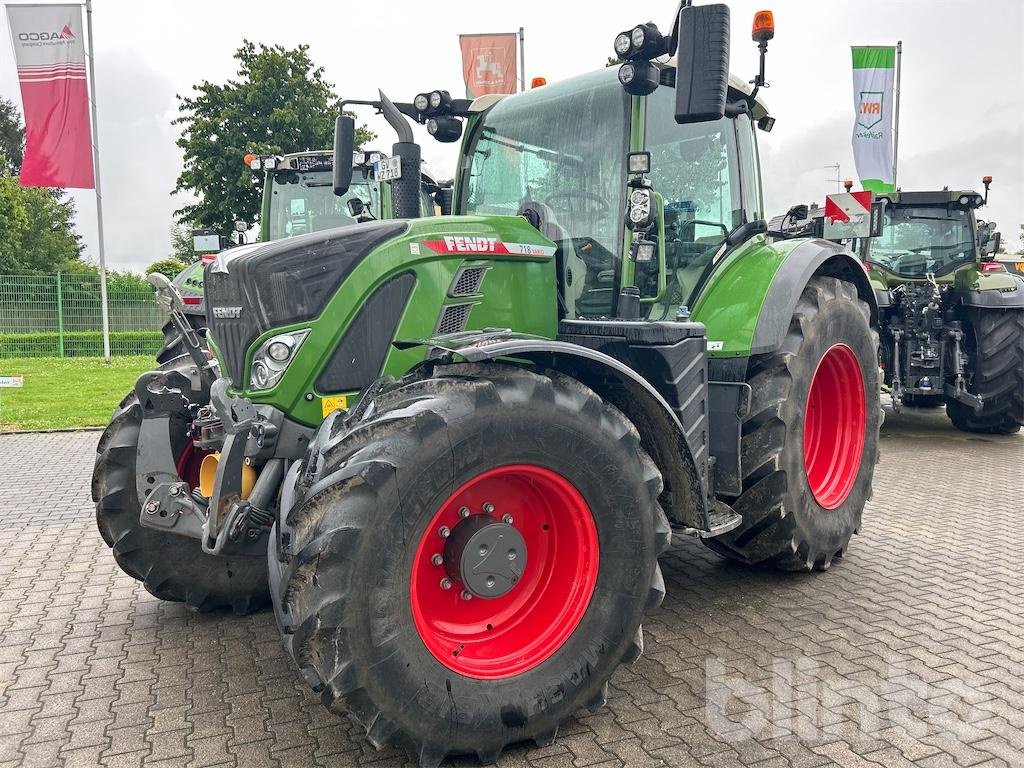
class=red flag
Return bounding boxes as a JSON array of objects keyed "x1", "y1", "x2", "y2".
[
  {"x1": 6, "y1": 4, "x2": 94, "y2": 188},
  {"x1": 459, "y1": 33, "x2": 518, "y2": 99}
]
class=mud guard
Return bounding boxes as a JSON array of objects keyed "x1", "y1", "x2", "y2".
[
  {"x1": 397, "y1": 331, "x2": 713, "y2": 532},
  {"x1": 752, "y1": 240, "x2": 879, "y2": 355}
]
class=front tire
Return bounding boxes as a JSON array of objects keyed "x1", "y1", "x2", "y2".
[
  {"x1": 946, "y1": 308, "x2": 1024, "y2": 434},
  {"x1": 272, "y1": 364, "x2": 670, "y2": 766},
  {"x1": 705, "y1": 276, "x2": 881, "y2": 571},
  {"x1": 91, "y1": 363, "x2": 269, "y2": 613},
  {"x1": 155, "y1": 315, "x2": 206, "y2": 366}
]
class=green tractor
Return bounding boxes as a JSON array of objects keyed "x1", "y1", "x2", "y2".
[
  {"x1": 774, "y1": 181, "x2": 1024, "y2": 432},
  {"x1": 156, "y1": 148, "x2": 448, "y2": 363},
  {"x1": 94, "y1": 4, "x2": 882, "y2": 764}
]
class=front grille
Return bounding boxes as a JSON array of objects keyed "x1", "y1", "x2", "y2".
[
  {"x1": 448, "y1": 266, "x2": 487, "y2": 297},
  {"x1": 435, "y1": 303, "x2": 473, "y2": 335}
]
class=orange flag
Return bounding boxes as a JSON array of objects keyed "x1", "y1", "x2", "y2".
[{"x1": 459, "y1": 33, "x2": 518, "y2": 98}]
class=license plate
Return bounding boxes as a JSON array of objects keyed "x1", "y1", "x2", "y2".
[{"x1": 374, "y1": 156, "x2": 402, "y2": 182}]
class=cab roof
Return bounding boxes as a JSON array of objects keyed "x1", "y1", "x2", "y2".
[{"x1": 881, "y1": 189, "x2": 985, "y2": 207}]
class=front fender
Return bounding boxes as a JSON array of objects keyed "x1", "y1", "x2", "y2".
[
  {"x1": 402, "y1": 330, "x2": 711, "y2": 530},
  {"x1": 692, "y1": 235, "x2": 878, "y2": 358}
]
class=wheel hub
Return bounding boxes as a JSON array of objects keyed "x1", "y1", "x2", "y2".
[{"x1": 443, "y1": 514, "x2": 527, "y2": 598}]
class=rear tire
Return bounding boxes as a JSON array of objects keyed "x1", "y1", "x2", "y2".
[
  {"x1": 272, "y1": 363, "x2": 670, "y2": 766},
  {"x1": 946, "y1": 308, "x2": 1024, "y2": 435},
  {"x1": 705, "y1": 276, "x2": 881, "y2": 571},
  {"x1": 91, "y1": 362, "x2": 268, "y2": 613}
]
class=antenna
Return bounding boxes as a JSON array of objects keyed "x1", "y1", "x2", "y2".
[{"x1": 825, "y1": 163, "x2": 842, "y2": 193}]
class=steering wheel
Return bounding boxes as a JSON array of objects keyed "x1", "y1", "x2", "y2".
[{"x1": 544, "y1": 192, "x2": 611, "y2": 220}]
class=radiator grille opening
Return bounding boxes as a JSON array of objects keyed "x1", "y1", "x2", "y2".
[
  {"x1": 435, "y1": 303, "x2": 473, "y2": 335},
  {"x1": 449, "y1": 266, "x2": 488, "y2": 297}
]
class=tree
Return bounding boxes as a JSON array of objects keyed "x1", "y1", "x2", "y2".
[
  {"x1": 0, "y1": 98, "x2": 24, "y2": 174},
  {"x1": 0, "y1": 163, "x2": 82, "y2": 274},
  {"x1": 173, "y1": 41, "x2": 374, "y2": 235},
  {"x1": 170, "y1": 224, "x2": 196, "y2": 263},
  {"x1": 145, "y1": 258, "x2": 190, "y2": 279}
]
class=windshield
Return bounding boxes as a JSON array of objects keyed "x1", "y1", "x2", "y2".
[
  {"x1": 268, "y1": 169, "x2": 381, "y2": 239},
  {"x1": 871, "y1": 206, "x2": 975, "y2": 276},
  {"x1": 462, "y1": 68, "x2": 629, "y2": 318}
]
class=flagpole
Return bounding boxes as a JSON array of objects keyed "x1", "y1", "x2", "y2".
[
  {"x1": 518, "y1": 27, "x2": 525, "y2": 92},
  {"x1": 84, "y1": 0, "x2": 110, "y2": 362},
  {"x1": 892, "y1": 40, "x2": 902, "y2": 190}
]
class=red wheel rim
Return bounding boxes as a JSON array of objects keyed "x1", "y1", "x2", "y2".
[
  {"x1": 803, "y1": 343, "x2": 867, "y2": 509},
  {"x1": 175, "y1": 441, "x2": 206, "y2": 490},
  {"x1": 410, "y1": 465, "x2": 599, "y2": 679}
]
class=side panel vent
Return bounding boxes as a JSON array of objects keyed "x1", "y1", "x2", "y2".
[
  {"x1": 435, "y1": 303, "x2": 473, "y2": 335},
  {"x1": 448, "y1": 266, "x2": 488, "y2": 297}
]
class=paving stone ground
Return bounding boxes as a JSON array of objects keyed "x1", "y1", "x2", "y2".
[{"x1": 0, "y1": 405, "x2": 1022, "y2": 768}]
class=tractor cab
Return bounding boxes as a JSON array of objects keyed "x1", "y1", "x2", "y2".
[{"x1": 252, "y1": 150, "x2": 440, "y2": 240}]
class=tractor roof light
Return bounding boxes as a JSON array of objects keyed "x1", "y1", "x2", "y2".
[
  {"x1": 413, "y1": 93, "x2": 430, "y2": 113},
  {"x1": 427, "y1": 116, "x2": 463, "y2": 143},
  {"x1": 531, "y1": 77, "x2": 547, "y2": 88},
  {"x1": 613, "y1": 22, "x2": 667, "y2": 61},
  {"x1": 618, "y1": 60, "x2": 659, "y2": 96},
  {"x1": 243, "y1": 153, "x2": 256, "y2": 167},
  {"x1": 752, "y1": 10, "x2": 775, "y2": 43}
]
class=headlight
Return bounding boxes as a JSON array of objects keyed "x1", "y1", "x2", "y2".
[
  {"x1": 618, "y1": 63, "x2": 635, "y2": 85},
  {"x1": 249, "y1": 329, "x2": 309, "y2": 391},
  {"x1": 614, "y1": 32, "x2": 632, "y2": 56},
  {"x1": 429, "y1": 90, "x2": 443, "y2": 109},
  {"x1": 627, "y1": 188, "x2": 653, "y2": 229},
  {"x1": 414, "y1": 93, "x2": 429, "y2": 112},
  {"x1": 631, "y1": 26, "x2": 646, "y2": 48}
]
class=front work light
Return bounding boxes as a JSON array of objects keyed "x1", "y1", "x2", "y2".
[
  {"x1": 413, "y1": 93, "x2": 430, "y2": 112},
  {"x1": 613, "y1": 22, "x2": 667, "y2": 61},
  {"x1": 618, "y1": 60, "x2": 659, "y2": 96},
  {"x1": 627, "y1": 188, "x2": 654, "y2": 230},
  {"x1": 427, "y1": 116, "x2": 463, "y2": 143}
]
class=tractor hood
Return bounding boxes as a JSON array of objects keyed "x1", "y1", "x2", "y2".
[{"x1": 205, "y1": 220, "x2": 408, "y2": 386}]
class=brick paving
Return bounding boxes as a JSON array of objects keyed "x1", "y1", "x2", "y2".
[{"x1": 0, "y1": 406, "x2": 1021, "y2": 767}]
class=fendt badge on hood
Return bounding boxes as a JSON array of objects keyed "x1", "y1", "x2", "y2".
[{"x1": 212, "y1": 306, "x2": 242, "y2": 319}]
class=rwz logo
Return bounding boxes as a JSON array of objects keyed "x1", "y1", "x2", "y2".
[{"x1": 857, "y1": 91, "x2": 884, "y2": 130}]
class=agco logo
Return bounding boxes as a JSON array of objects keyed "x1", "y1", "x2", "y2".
[{"x1": 18, "y1": 25, "x2": 75, "y2": 42}]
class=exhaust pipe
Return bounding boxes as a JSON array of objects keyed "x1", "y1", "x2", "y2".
[{"x1": 378, "y1": 90, "x2": 422, "y2": 220}]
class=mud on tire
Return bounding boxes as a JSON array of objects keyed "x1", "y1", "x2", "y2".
[
  {"x1": 946, "y1": 308, "x2": 1024, "y2": 435},
  {"x1": 271, "y1": 363, "x2": 671, "y2": 767},
  {"x1": 91, "y1": 363, "x2": 268, "y2": 614},
  {"x1": 705, "y1": 276, "x2": 881, "y2": 571}
]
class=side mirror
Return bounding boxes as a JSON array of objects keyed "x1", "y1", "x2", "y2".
[
  {"x1": 983, "y1": 231, "x2": 1001, "y2": 257},
  {"x1": 674, "y1": 3, "x2": 730, "y2": 124},
  {"x1": 333, "y1": 115, "x2": 355, "y2": 196},
  {"x1": 346, "y1": 198, "x2": 365, "y2": 217}
]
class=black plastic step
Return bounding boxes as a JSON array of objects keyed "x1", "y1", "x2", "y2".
[{"x1": 559, "y1": 319, "x2": 705, "y2": 345}]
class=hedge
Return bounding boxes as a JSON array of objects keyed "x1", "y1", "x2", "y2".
[{"x1": 0, "y1": 331, "x2": 164, "y2": 358}]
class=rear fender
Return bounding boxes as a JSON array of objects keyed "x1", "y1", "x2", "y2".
[{"x1": 403, "y1": 332, "x2": 710, "y2": 529}]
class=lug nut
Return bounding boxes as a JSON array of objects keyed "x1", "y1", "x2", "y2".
[
  {"x1": 145, "y1": 501, "x2": 158, "y2": 515},
  {"x1": 507, "y1": 549, "x2": 517, "y2": 560},
  {"x1": 431, "y1": 553, "x2": 443, "y2": 566},
  {"x1": 438, "y1": 526, "x2": 450, "y2": 538},
  {"x1": 483, "y1": 502, "x2": 495, "y2": 514},
  {"x1": 169, "y1": 485, "x2": 181, "y2": 497},
  {"x1": 440, "y1": 577, "x2": 453, "y2": 591},
  {"x1": 460, "y1": 590, "x2": 473, "y2": 601},
  {"x1": 502, "y1": 514, "x2": 514, "y2": 525},
  {"x1": 458, "y1": 506, "x2": 470, "y2": 518}
]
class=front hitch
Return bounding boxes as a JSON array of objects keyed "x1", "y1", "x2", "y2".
[{"x1": 148, "y1": 272, "x2": 215, "y2": 381}]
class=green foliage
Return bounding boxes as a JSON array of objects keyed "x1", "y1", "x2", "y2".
[
  {"x1": 0, "y1": 168, "x2": 82, "y2": 274},
  {"x1": 145, "y1": 258, "x2": 189, "y2": 279},
  {"x1": 173, "y1": 40, "x2": 375, "y2": 236},
  {"x1": 170, "y1": 224, "x2": 196, "y2": 263},
  {"x1": 0, "y1": 331, "x2": 162, "y2": 358},
  {"x1": 0, "y1": 98, "x2": 24, "y2": 174}
]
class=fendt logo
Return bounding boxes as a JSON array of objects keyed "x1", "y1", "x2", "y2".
[
  {"x1": 212, "y1": 306, "x2": 242, "y2": 319},
  {"x1": 18, "y1": 25, "x2": 75, "y2": 42},
  {"x1": 442, "y1": 235, "x2": 499, "y2": 252},
  {"x1": 857, "y1": 91, "x2": 884, "y2": 130}
]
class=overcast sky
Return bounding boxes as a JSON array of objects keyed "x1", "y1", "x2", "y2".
[{"x1": 2, "y1": 0, "x2": 1022, "y2": 272}]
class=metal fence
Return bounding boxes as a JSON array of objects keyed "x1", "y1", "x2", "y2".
[{"x1": 0, "y1": 273, "x2": 165, "y2": 358}]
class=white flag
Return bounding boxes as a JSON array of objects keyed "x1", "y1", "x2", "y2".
[{"x1": 851, "y1": 46, "x2": 896, "y2": 193}]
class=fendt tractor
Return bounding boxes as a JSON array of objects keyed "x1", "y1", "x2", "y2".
[
  {"x1": 773, "y1": 181, "x2": 1024, "y2": 433},
  {"x1": 94, "y1": 5, "x2": 883, "y2": 765},
  {"x1": 156, "y1": 148, "x2": 449, "y2": 363}
]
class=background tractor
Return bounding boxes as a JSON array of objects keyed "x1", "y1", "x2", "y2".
[
  {"x1": 156, "y1": 149, "x2": 448, "y2": 364},
  {"x1": 94, "y1": 4, "x2": 882, "y2": 765},
  {"x1": 773, "y1": 181, "x2": 1024, "y2": 432}
]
